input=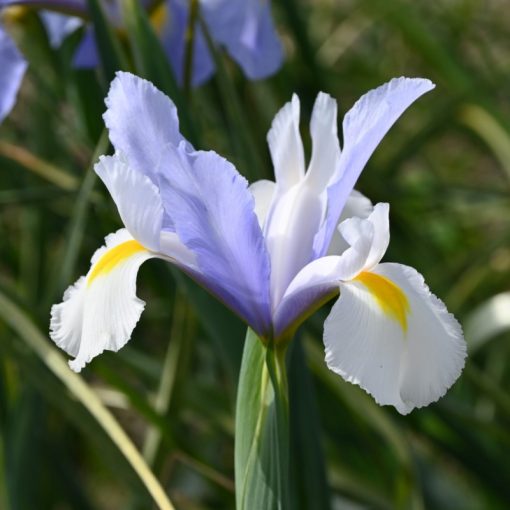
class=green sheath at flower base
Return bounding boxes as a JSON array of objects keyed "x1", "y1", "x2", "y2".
[{"x1": 235, "y1": 329, "x2": 290, "y2": 510}]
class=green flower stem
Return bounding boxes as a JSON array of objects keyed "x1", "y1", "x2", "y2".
[
  {"x1": 183, "y1": 0, "x2": 199, "y2": 97},
  {"x1": 235, "y1": 329, "x2": 290, "y2": 510},
  {"x1": 265, "y1": 341, "x2": 290, "y2": 508}
]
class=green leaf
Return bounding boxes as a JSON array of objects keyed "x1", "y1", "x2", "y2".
[
  {"x1": 464, "y1": 292, "x2": 510, "y2": 353},
  {"x1": 170, "y1": 269, "x2": 244, "y2": 384},
  {"x1": 235, "y1": 329, "x2": 290, "y2": 510},
  {"x1": 304, "y1": 335, "x2": 421, "y2": 507},
  {"x1": 0, "y1": 289, "x2": 176, "y2": 510},
  {"x1": 85, "y1": 0, "x2": 129, "y2": 83},
  {"x1": 0, "y1": 141, "x2": 80, "y2": 191},
  {"x1": 198, "y1": 17, "x2": 265, "y2": 180},
  {"x1": 43, "y1": 129, "x2": 109, "y2": 307},
  {"x1": 460, "y1": 105, "x2": 510, "y2": 183},
  {"x1": 288, "y1": 336, "x2": 331, "y2": 510}
]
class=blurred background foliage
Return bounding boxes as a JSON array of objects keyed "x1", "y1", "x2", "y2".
[{"x1": 1, "y1": 0, "x2": 510, "y2": 508}]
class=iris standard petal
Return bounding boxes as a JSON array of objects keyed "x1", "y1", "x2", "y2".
[
  {"x1": 313, "y1": 77, "x2": 435, "y2": 257},
  {"x1": 273, "y1": 203, "x2": 387, "y2": 335},
  {"x1": 327, "y1": 190, "x2": 373, "y2": 256},
  {"x1": 0, "y1": 26, "x2": 27, "y2": 123},
  {"x1": 265, "y1": 180, "x2": 325, "y2": 308},
  {"x1": 158, "y1": 143, "x2": 272, "y2": 334},
  {"x1": 95, "y1": 154, "x2": 164, "y2": 252},
  {"x1": 323, "y1": 262, "x2": 466, "y2": 414},
  {"x1": 352, "y1": 202, "x2": 389, "y2": 271},
  {"x1": 50, "y1": 229, "x2": 157, "y2": 372},
  {"x1": 103, "y1": 72, "x2": 189, "y2": 183},
  {"x1": 249, "y1": 179, "x2": 275, "y2": 228},
  {"x1": 267, "y1": 94, "x2": 305, "y2": 194},
  {"x1": 305, "y1": 92, "x2": 340, "y2": 191},
  {"x1": 274, "y1": 221, "x2": 373, "y2": 336}
]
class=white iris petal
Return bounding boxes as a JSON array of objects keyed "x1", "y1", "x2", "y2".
[
  {"x1": 324, "y1": 262, "x2": 466, "y2": 414},
  {"x1": 50, "y1": 229, "x2": 155, "y2": 372}
]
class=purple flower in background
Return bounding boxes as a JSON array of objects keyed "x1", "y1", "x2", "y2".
[
  {"x1": 3, "y1": 0, "x2": 283, "y2": 85},
  {"x1": 162, "y1": 0, "x2": 283, "y2": 85},
  {"x1": 0, "y1": 25, "x2": 27, "y2": 122},
  {"x1": 39, "y1": 10, "x2": 82, "y2": 47},
  {"x1": 50, "y1": 72, "x2": 466, "y2": 414}
]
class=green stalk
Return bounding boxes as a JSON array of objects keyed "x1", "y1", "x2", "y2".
[
  {"x1": 183, "y1": 0, "x2": 199, "y2": 97},
  {"x1": 264, "y1": 342, "x2": 290, "y2": 507},
  {"x1": 235, "y1": 329, "x2": 290, "y2": 510}
]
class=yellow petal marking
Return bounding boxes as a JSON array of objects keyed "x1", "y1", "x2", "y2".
[
  {"x1": 355, "y1": 271, "x2": 410, "y2": 332},
  {"x1": 88, "y1": 240, "x2": 145, "y2": 286}
]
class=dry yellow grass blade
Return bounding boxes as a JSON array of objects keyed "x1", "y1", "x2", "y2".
[{"x1": 0, "y1": 290, "x2": 175, "y2": 510}]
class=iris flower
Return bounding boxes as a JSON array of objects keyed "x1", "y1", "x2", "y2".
[
  {"x1": 0, "y1": 25, "x2": 27, "y2": 122},
  {"x1": 3, "y1": 0, "x2": 283, "y2": 85},
  {"x1": 50, "y1": 72, "x2": 466, "y2": 414},
  {"x1": 162, "y1": 0, "x2": 283, "y2": 85}
]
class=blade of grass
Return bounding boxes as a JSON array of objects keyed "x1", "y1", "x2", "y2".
[
  {"x1": 0, "y1": 141, "x2": 79, "y2": 191},
  {"x1": 464, "y1": 292, "x2": 510, "y2": 353},
  {"x1": 143, "y1": 293, "x2": 191, "y2": 466},
  {"x1": 44, "y1": 129, "x2": 108, "y2": 306},
  {"x1": 198, "y1": 15, "x2": 265, "y2": 180},
  {"x1": 304, "y1": 334, "x2": 421, "y2": 508},
  {"x1": 85, "y1": 0, "x2": 129, "y2": 83},
  {"x1": 288, "y1": 335, "x2": 331, "y2": 510},
  {"x1": 0, "y1": 186, "x2": 72, "y2": 205},
  {"x1": 0, "y1": 288, "x2": 176, "y2": 510},
  {"x1": 279, "y1": 0, "x2": 327, "y2": 91},
  {"x1": 460, "y1": 105, "x2": 510, "y2": 183}
]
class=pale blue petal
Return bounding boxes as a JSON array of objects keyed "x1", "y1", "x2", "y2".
[
  {"x1": 274, "y1": 276, "x2": 339, "y2": 338},
  {"x1": 274, "y1": 203, "x2": 387, "y2": 336},
  {"x1": 103, "y1": 71, "x2": 189, "y2": 182},
  {"x1": 158, "y1": 143, "x2": 272, "y2": 334},
  {"x1": 161, "y1": 0, "x2": 214, "y2": 86},
  {"x1": 273, "y1": 232, "x2": 370, "y2": 336},
  {"x1": 73, "y1": 27, "x2": 99, "y2": 68},
  {"x1": 0, "y1": 26, "x2": 27, "y2": 123},
  {"x1": 40, "y1": 10, "x2": 82, "y2": 47},
  {"x1": 217, "y1": 0, "x2": 283, "y2": 80},
  {"x1": 313, "y1": 77, "x2": 435, "y2": 257}
]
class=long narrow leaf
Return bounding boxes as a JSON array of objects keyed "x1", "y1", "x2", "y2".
[
  {"x1": 85, "y1": 0, "x2": 129, "y2": 82},
  {"x1": 0, "y1": 289, "x2": 176, "y2": 510}
]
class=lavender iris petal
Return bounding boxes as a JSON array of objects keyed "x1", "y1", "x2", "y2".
[
  {"x1": 40, "y1": 10, "x2": 82, "y2": 47},
  {"x1": 103, "y1": 71, "x2": 188, "y2": 182},
  {"x1": 217, "y1": 0, "x2": 283, "y2": 80},
  {"x1": 161, "y1": 0, "x2": 214, "y2": 86},
  {"x1": 0, "y1": 26, "x2": 27, "y2": 123},
  {"x1": 72, "y1": 26, "x2": 98, "y2": 67},
  {"x1": 158, "y1": 143, "x2": 272, "y2": 335}
]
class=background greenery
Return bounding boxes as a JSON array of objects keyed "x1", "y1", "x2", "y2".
[{"x1": 1, "y1": 0, "x2": 510, "y2": 508}]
